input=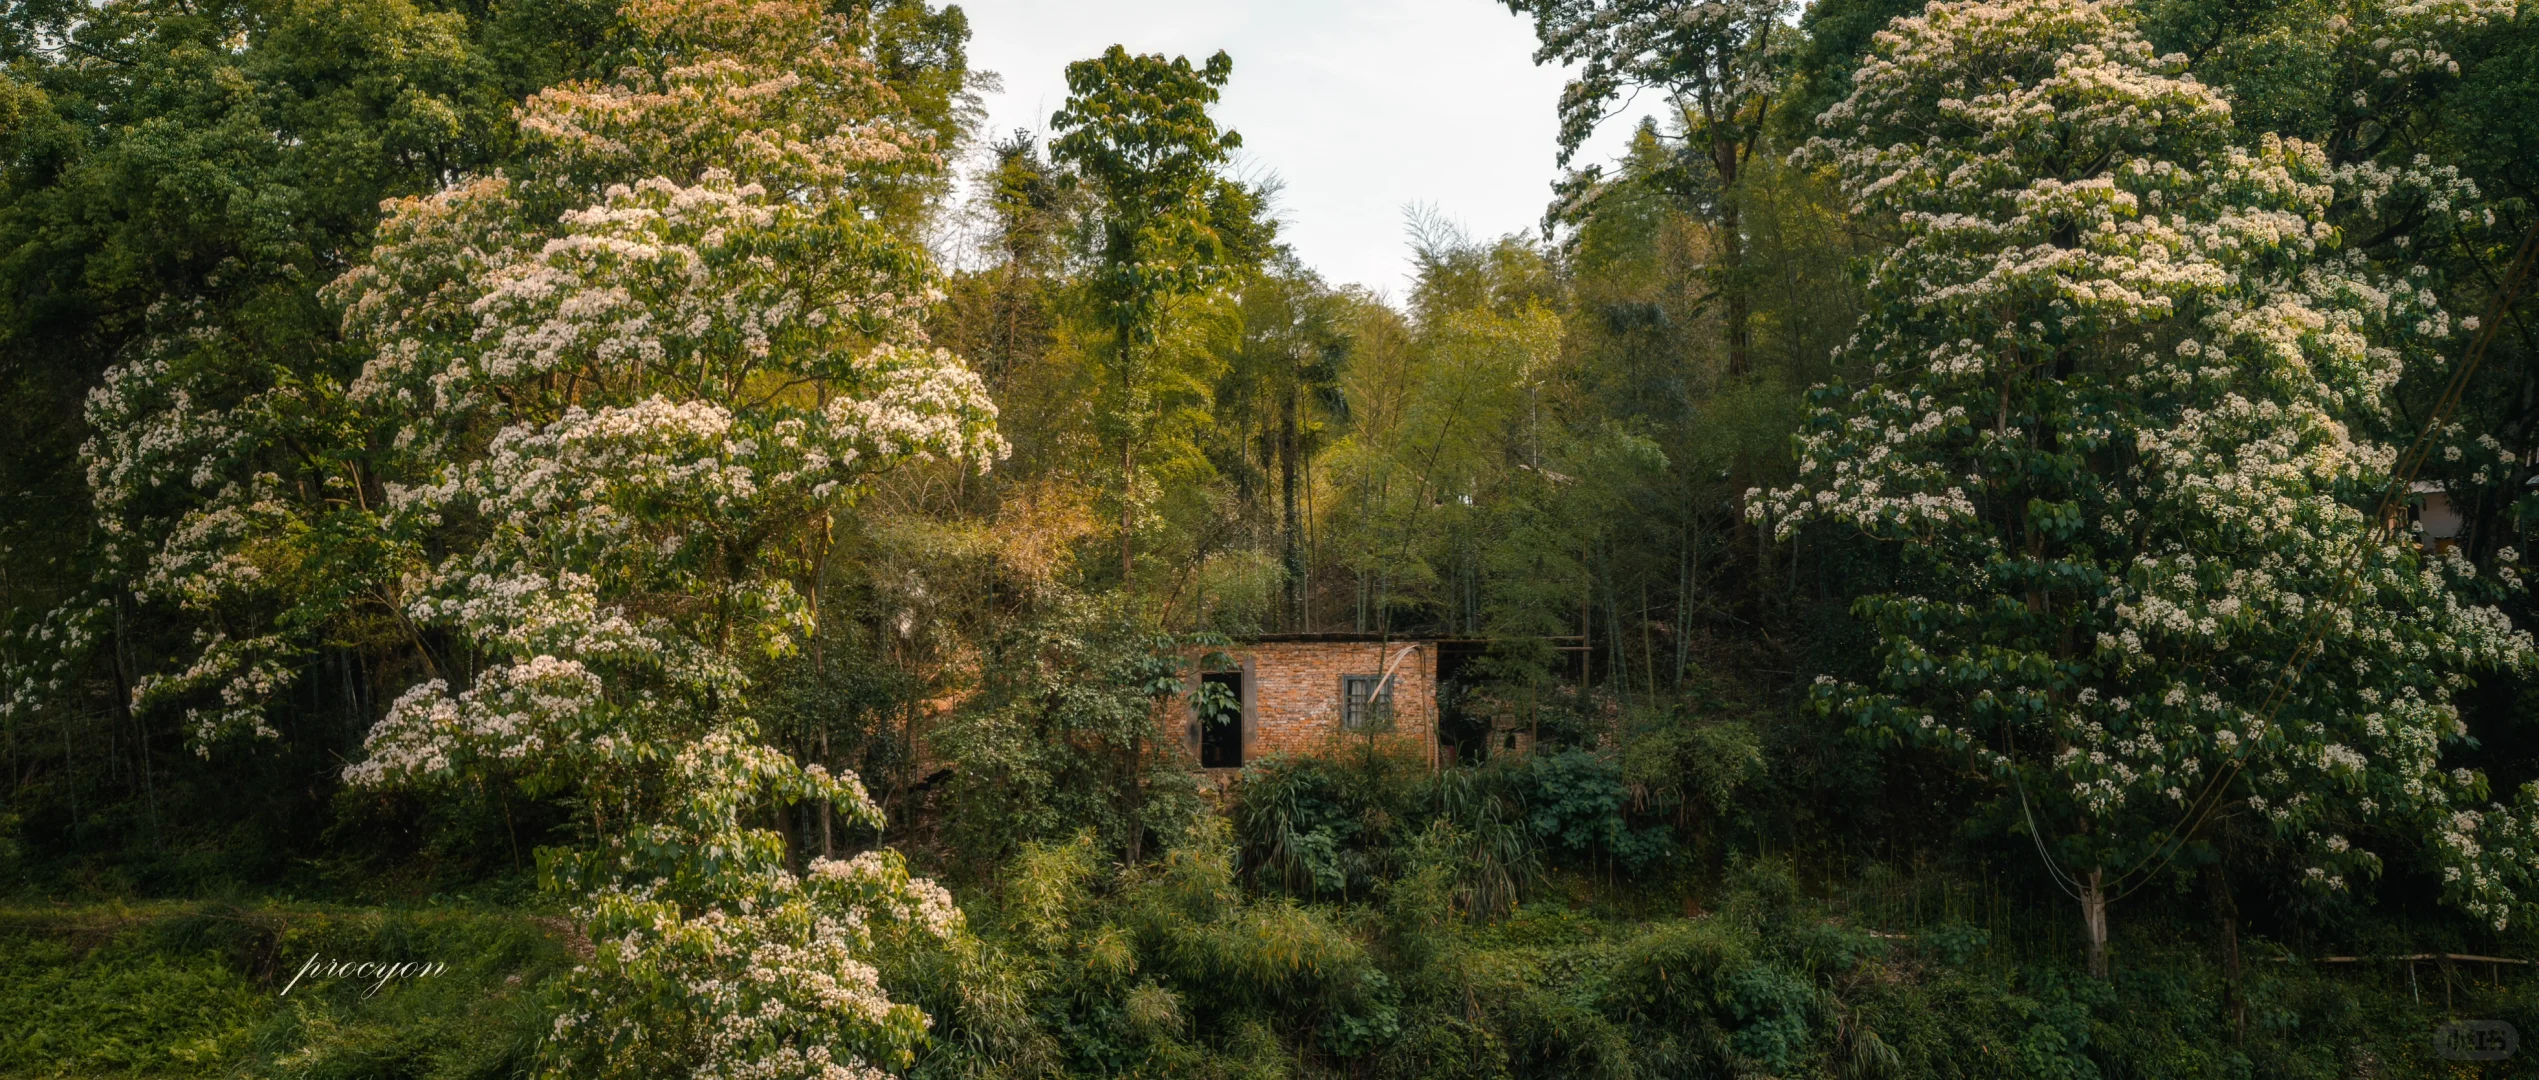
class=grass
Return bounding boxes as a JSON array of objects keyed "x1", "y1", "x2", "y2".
[{"x1": 0, "y1": 904, "x2": 573, "y2": 1079}]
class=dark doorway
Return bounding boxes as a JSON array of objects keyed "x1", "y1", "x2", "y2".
[
  {"x1": 1198, "y1": 670, "x2": 1244, "y2": 768},
  {"x1": 1436, "y1": 640, "x2": 1491, "y2": 765}
]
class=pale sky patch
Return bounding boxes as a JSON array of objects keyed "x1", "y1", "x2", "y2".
[{"x1": 952, "y1": 0, "x2": 1659, "y2": 300}]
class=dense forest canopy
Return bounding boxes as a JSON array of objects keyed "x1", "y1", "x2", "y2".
[{"x1": 2, "y1": 0, "x2": 2538, "y2": 1075}]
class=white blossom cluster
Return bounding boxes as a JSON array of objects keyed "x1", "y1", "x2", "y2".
[
  {"x1": 545, "y1": 844, "x2": 962, "y2": 1080},
  {"x1": 2343, "y1": 0, "x2": 2514, "y2": 105},
  {"x1": 328, "y1": 0, "x2": 1000, "y2": 1070},
  {"x1": 0, "y1": 597, "x2": 109, "y2": 730},
  {"x1": 513, "y1": 0, "x2": 929, "y2": 199},
  {"x1": 7, "y1": 0, "x2": 1003, "y2": 1074},
  {"x1": 342, "y1": 656, "x2": 600, "y2": 786},
  {"x1": 1755, "y1": 0, "x2": 2539, "y2": 925},
  {"x1": 15, "y1": 304, "x2": 383, "y2": 753}
]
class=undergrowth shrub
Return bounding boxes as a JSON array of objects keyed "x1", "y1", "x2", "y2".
[
  {"x1": 1510, "y1": 750, "x2": 1673, "y2": 875},
  {"x1": 915, "y1": 823, "x2": 2539, "y2": 1079},
  {"x1": 1232, "y1": 749, "x2": 1682, "y2": 912},
  {"x1": 1230, "y1": 751, "x2": 1424, "y2": 899}
]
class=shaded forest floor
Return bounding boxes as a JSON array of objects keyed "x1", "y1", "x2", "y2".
[{"x1": 9, "y1": 876, "x2": 2537, "y2": 1079}]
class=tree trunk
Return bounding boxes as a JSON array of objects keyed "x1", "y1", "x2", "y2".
[
  {"x1": 2083, "y1": 867, "x2": 2110, "y2": 978},
  {"x1": 1721, "y1": 200, "x2": 1750, "y2": 377},
  {"x1": 1123, "y1": 732, "x2": 1145, "y2": 864},
  {"x1": 1579, "y1": 581, "x2": 1592, "y2": 688},
  {"x1": 1280, "y1": 387, "x2": 1303, "y2": 631},
  {"x1": 59, "y1": 705, "x2": 77, "y2": 828},
  {"x1": 2210, "y1": 861, "x2": 2244, "y2": 1042},
  {"x1": 111, "y1": 595, "x2": 158, "y2": 848},
  {"x1": 1712, "y1": 133, "x2": 1750, "y2": 378},
  {"x1": 812, "y1": 519, "x2": 834, "y2": 859},
  {"x1": 1121, "y1": 439, "x2": 1136, "y2": 584},
  {"x1": 1119, "y1": 328, "x2": 1138, "y2": 585},
  {"x1": 820, "y1": 729, "x2": 833, "y2": 858}
]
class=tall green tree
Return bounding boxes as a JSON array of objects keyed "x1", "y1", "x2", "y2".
[
  {"x1": 940, "y1": 132, "x2": 1077, "y2": 390},
  {"x1": 1051, "y1": 45, "x2": 1264, "y2": 584},
  {"x1": 1211, "y1": 260, "x2": 1351, "y2": 630},
  {"x1": 1502, "y1": 0, "x2": 1791, "y2": 376}
]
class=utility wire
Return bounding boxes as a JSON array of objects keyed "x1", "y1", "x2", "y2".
[{"x1": 2018, "y1": 773, "x2": 2093, "y2": 903}]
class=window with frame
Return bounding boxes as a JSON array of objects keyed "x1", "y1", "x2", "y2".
[{"x1": 1340, "y1": 674, "x2": 1395, "y2": 732}]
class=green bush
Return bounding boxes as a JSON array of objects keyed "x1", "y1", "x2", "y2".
[
  {"x1": 1230, "y1": 753, "x2": 1423, "y2": 900},
  {"x1": 1510, "y1": 751, "x2": 1673, "y2": 874}
]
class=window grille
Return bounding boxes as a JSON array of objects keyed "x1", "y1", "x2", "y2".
[{"x1": 1341, "y1": 674, "x2": 1394, "y2": 732}]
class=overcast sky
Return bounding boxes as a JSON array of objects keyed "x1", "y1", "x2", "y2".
[{"x1": 952, "y1": 0, "x2": 1656, "y2": 301}]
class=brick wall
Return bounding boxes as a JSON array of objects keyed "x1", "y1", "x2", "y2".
[{"x1": 1191, "y1": 640, "x2": 1436, "y2": 769}]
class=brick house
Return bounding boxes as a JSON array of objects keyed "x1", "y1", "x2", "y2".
[{"x1": 1183, "y1": 635, "x2": 1441, "y2": 772}]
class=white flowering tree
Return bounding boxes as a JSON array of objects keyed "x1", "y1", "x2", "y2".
[
  {"x1": 60, "y1": 0, "x2": 1005, "y2": 1073},
  {"x1": 1751, "y1": 0, "x2": 2539, "y2": 975}
]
